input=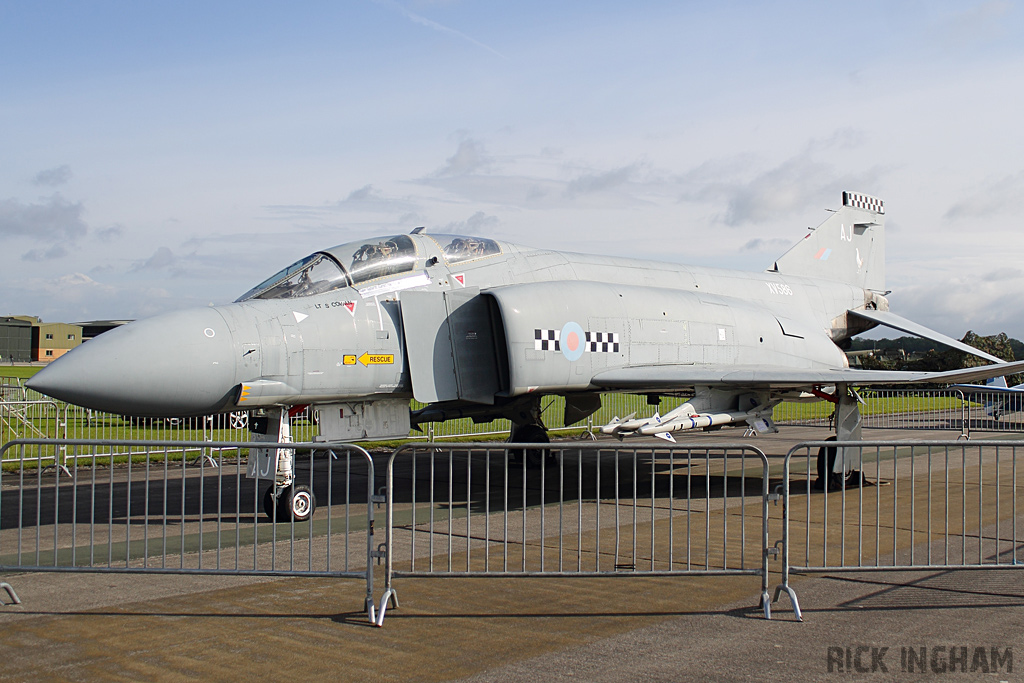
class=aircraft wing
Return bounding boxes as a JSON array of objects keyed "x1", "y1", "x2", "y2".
[
  {"x1": 950, "y1": 384, "x2": 1024, "y2": 395},
  {"x1": 847, "y1": 309, "x2": 1003, "y2": 363},
  {"x1": 592, "y1": 360, "x2": 1024, "y2": 392}
]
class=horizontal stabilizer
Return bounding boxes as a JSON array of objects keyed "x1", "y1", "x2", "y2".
[{"x1": 848, "y1": 309, "x2": 1003, "y2": 364}]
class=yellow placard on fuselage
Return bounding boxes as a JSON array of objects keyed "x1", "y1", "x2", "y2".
[{"x1": 358, "y1": 352, "x2": 394, "y2": 367}]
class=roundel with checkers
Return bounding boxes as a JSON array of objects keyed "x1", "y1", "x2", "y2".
[{"x1": 534, "y1": 323, "x2": 620, "y2": 362}]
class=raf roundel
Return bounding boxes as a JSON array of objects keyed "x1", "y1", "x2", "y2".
[{"x1": 560, "y1": 321, "x2": 585, "y2": 362}]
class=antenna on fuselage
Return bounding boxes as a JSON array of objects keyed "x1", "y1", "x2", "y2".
[{"x1": 410, "y1": 226, "x2": 425, "y2": 234}]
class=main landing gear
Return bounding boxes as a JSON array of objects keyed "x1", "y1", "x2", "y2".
[
  {"x1": 813, "y1": 384, "x2": 866, "y2": 492},
  {"x1": 508, "y1": 423, "x2": 551, "y2": 467}
]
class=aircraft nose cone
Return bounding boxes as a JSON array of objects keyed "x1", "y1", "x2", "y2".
[{"x1": 27, "y1": 308, "x2": 237, "y2": 416}]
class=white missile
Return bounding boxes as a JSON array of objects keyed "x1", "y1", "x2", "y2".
[
  {"x1": 637, "y1": 410, "x2": 750, "y2": 436},
  {"x1": 598, "y1": 413, "x2": 634, "y2": 436}
]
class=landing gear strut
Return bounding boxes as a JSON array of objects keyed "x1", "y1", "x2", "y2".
[
  {"x1": 508, "y1": 423, "x2": 550, "y2": 467},
  {"x1": 814, "y1": 384, "x2": 865, "y2": 491},
  {"x1": 249, "y1": 407, "x2": 317, "y2": 522}
]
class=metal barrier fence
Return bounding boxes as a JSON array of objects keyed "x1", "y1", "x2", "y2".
[
  {"x1": 1, "y1": 401, "x2": 64, "y2": 453},
  {"x1": 773, "y1": 440, "x2": 1024, "y2": 621},
  {"x1": 0, "y1": 439, "x2": 382, "y2": 622},
  {"x1": 376, "y1": 442, "x2": 773, "y2": 625},
  {"x1": 771, "y1": 388, "x2": 1024, "y2": 438}
]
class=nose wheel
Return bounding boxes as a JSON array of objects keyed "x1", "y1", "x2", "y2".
[{"x1": 263, "y1": 484, "x2": 316, "y2": 522}]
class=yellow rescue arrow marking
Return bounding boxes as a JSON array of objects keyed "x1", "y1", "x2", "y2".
[
  {"x1": 343, "y1": 355, "x2": 357, "y2": 366},
  {"x1": 359, "y1": 352, "x2": 395, "y2": 366}
]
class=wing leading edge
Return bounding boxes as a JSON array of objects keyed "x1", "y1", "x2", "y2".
[{"x1": 591, "y1": 360, "x2": 1024, "y2": 393}]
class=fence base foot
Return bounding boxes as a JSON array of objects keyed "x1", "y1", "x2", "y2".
[
  {"x1": 374, "y1": 588, "x2": 399, "y2": 627},
  {"x1": 189, "y1": 454, "x2": 219, "y2": 468},
  {"x1": 0, "y1": 582, "x2": 21, "y2": 606},
  {"x1": 759, "y1": 590, "x2": 771, "y2": 619},
  {"x1": 42, "y1": 464, "x2": 72, "y2": 478},
  {"x1": 771, "y1": 583, "x2": 802, "y2": 621}
]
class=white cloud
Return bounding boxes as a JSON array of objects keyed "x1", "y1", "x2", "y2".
[
  {"x1": 131, "y1": 246, "x2": 177, "y2": 272},
  {"x1": 432, "y1": 139, "x2": 492, "y2": 177},
  {"x1": 439, "y1": 211, "x2": 500, "y2": 234}
]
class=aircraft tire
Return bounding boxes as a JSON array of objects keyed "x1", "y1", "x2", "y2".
[
  {"x1": 815, "y1": 436, "x2": 845, "y2": 491},
  {"x1": 262, "y1": 487, "x2": 277, "y2": 520},
  {"x1": 277, "y1": 484, "x2": 316, "y2": 522},
  {"x1": 509, "y1": 425, "x2": 550, "y2": 468}
]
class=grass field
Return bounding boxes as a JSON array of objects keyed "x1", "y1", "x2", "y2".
[
  {"x1": 0, "y1": 366, "x2": 991, "y2": 466},
  {"x1": 0, "y1": 366, "x2": 42, "y2": 380}
]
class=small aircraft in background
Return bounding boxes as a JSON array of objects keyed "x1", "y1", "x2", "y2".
[
  {"x1": 952, "y1": 377, "x2": 1024, "y2": 420},
  {"x1": 28, "y1": 191, "x2": 1024, "y2": 519}
]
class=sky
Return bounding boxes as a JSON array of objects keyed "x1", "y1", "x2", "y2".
[{"x1": 3, "y1": 1, "x2": 1024, "y2": 339}]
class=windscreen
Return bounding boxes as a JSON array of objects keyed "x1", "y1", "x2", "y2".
[{"x1": 235, "y1": 253, "x2": 350, "y2": 301}]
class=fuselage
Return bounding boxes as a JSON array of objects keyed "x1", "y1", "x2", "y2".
[{"x1": 27, "y1": 232, "x2": 882, "y2": 417}]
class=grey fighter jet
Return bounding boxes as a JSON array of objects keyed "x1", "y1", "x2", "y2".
[{"x1": 28, "y1": 192, "x2": 1024, "y2": 518}]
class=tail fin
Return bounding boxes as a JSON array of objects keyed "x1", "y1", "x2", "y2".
[
  {"x1": 771, "y1": 191, "x2": 886, "y2": 292},
  {"x1": 986, "y1": 376, "x2": 1009, "y2": 388}
]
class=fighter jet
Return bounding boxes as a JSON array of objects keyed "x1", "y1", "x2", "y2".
[{"x1": 28, "y1": 192, "x2": 1024, "y2": 518}]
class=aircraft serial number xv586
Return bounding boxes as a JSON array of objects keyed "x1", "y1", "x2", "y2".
[{"x1": 29, "y1": 191, "x2": 1024, "y2": 520}]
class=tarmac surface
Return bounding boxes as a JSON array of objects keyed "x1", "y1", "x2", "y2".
[{"x1": 2, "y1": 425, "x2": 1023, "y2": 682}]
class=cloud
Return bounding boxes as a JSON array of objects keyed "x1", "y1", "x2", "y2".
[
  {"x1": 22, "y1": 244, "x2": 68, "y2": 261},
  {"x1": 131, "y1": 246, "x2": 177, "y2": 272},
  {"x1": 740, "y1": 237, "x2": 792, "y2": 252},
  {"x1": 893, "y1": 268, "x2": 1024, "y2": 338},
  {"x1": 335, "y1": 184, "x2": 419, "y2": 212},
  {"x1": 95, "y1": 225, "x2": 124, "y2": 242},
  {"x1": 0, "y1": 194, "x2": 88, "y2": 241},
  {"x1": 432, "y1": 139, "x2": 491, "y2": 177},
  {"x1": 439, "y1": 211, "x2": 500, "y2": 234},
  {"x1": 677, "y1": 136, "x2": 883, "y2": 226},
  {"x1": 346, "y1": 185, "x2": 379, "y2": 202},
  {"x1": 32, "y1": 165, "x2": 73, "y2": 187},
  {"x1": 945, "y1": 171, "x2": 1024, "y2": 220},
  {"x1": 263, "y1": 184, "x2": 420, "y2": 220},
  {"x1": 719, "y1": 156, "x2": 835, "y2": 225},
  {"x1": 982, "y1": 267, "x2": 1024, "y2": 282},
  {"x1": 565, "y1": 163, "x2": 642, "y2": 197}
]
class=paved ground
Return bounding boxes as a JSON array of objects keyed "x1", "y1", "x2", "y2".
[{"x1": 1, "y1": 426, "x2": 1022, "y2": 682}]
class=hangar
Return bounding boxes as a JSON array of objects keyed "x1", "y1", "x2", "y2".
[{"x1": 0, "y1": 317, "x2": 33, "y2": 363}]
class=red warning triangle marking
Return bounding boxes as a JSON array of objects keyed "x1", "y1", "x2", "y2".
[
  {"x1": 454, "y1": 274, "x2": 465, "y2": 286},
  {"x1": 343, "y1": 301, "x2": 356, "y2": 316}
]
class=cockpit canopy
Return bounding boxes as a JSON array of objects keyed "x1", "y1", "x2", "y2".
[
  {"x1": 235, "y1": 234, "x2": 419, "y2": 301},
  {"x1": 235, "y1": 233, "x2": 502, "y2": 302}
]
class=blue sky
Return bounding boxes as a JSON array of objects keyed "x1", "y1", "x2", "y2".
[{"x1": 3, "y1": 1, "x2": 1024, "y2": 339}]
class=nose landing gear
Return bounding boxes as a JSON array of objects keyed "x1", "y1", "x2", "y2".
[{"x1": 263, "y1": 483, "x2": 317, "y2": 523}]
